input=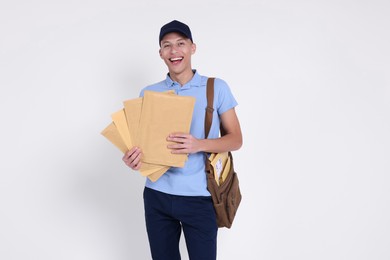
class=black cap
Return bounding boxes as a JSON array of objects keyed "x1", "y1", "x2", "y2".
[{"x1": 159, "y1": 20, "x2": 193, "y2": 45}]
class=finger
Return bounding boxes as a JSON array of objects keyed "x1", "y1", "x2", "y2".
[
  {"x1": 123, "y1": 148, "x2": 141, "y2": 166},
  {"x1": 127, "y1": 152, "x2": 142, "y2": 169},
  {"x1": 171, "y1": 148, "x2": 189, "y2": 154},
  {"x1": 167, "y1": 133, "x2": 189, "y2": 140},
  {"x1": 167, "y1": 142, "x2": 183, "y2": 149},
  {"x1": 129, "y1": 148, "x2": 140, "y2": 160},
  {"x1": 129, "y1": 150, "x2": 142, "y2": 165},
  {"x1": 167, "y1": 143, "x2": 185, "y2": 149},
  {"x1": 122, "y1": 147, "x2": 138, "y2": 160},
  {"x1": 133, "y1": 161, "x2": 142, "y2": 170},
  {"x1": 167, "y1": 136, "x2": 188, "y2": 144}
]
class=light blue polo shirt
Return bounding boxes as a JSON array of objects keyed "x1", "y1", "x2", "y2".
[{"x1": 139, "y1": 70, "x2": 238, "y2": 196}]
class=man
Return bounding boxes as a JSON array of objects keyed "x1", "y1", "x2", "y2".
[{"x1": 123, "y1": 20, "x2": 242, "y2": 260}]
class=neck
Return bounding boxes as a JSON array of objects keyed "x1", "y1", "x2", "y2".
[{"x1": 169, "y1": 69, "x2": 194, "y2": 86}]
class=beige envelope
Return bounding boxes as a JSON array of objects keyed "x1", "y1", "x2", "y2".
[
  {"x1": 123, "y1": 91, "x2": 175, "y2": 147},
  {"x1": 209, "y1": 153, "x2": 217, "y2": 162},
  {"x1": 103, "y1": 90, "x2": 183, "y2": 182},
  {"x1": 138, "y1": 91, "x2": 195, "y2": 167},
  {"x1": 101, "y1": 122, "x2": 128, "y2": 154},
  {"x1": 101, "y1": 120, "x2": 168, "y2": 182},
  {"x1": 220, "y1": 155, "x2": 231, "y2": 184},
  {"x1": 147, "y1": 167, "x2": 169, "y2": 182},
  {"x1": 139, "y1": 162, "x2": 169, "y2": 176},
  {"x1": 111, "y1": 109, "x2": 132, "y2": 149},
  {"x1": 210, "y1": 152, "x2": 229, "y2": 185},
  {"x1": 123, "y1": 97, "x2": 169, "y2": 180},
  {"x1": 123, "y1": 98, "x2": 143, "y2": 147}
]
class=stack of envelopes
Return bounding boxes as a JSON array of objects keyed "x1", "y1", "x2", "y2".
[{"x1": 101, "y1": 90, "x2": 195, "y2": 182}]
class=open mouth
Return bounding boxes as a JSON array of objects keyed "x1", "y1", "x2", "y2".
[{"x1": 169, "y1": 57, "x2": 183, "y2": 64}]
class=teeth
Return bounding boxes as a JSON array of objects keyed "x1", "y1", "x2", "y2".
[{"x1": 170, "y1": 57, "x2": 183, "y2": 61}]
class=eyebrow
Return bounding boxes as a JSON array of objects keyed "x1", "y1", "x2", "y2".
[{"x1": 161, "y1": 38, "x2": 186, "y2": 45}]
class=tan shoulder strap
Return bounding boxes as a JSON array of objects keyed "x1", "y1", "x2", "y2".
[{"x1": 204, "y1": 77, "x2": 215, "y2": 139}]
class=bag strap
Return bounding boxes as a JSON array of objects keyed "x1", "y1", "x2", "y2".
[
  {"x1": 204, "y1": 77, "x2": 215, "y2": 139},
  {"x1": 204, "y1": 78, "x2": 215, "y2": 173}
]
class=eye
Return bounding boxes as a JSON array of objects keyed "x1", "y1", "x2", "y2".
[{"x1": 178, "y1": 41, "x2": 185, "y2": 46}]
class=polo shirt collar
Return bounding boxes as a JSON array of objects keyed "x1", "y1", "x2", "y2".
[{"x1": 165, "y1": 70, "x2": 202, "y2": 89}]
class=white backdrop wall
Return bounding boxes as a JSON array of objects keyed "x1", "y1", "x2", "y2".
[{"x1": 1, "y1": 1, "x2": 389, "y2": 259}]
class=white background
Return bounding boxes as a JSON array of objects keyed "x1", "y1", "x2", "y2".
[{"x1": 1, "y1": 0, "x2": 389, "y2": 259}]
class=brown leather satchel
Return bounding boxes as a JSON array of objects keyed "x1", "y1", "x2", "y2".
[{"x1": 204, "y1": 77, "x2": 242, "y2": 228}]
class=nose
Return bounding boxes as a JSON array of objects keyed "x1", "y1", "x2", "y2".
[{"x1": 170, "y1": 45, "x2": 179, "y2": 54}]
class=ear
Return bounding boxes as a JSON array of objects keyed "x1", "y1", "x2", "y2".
[
  {"x1": 159, "y1": 48, "x2": 163, "y2": 59},
  {"x1": 191, "y1": 43, "x2": 196, "y2": 55}
]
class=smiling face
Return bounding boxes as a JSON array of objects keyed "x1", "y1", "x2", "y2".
[{"x1": 159, "y1": 32, "x2": 196, "y2": 82}]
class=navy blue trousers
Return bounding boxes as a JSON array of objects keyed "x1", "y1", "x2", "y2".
[{"x1": 143, "y1": 187, "x2": 218, "y2": 260}]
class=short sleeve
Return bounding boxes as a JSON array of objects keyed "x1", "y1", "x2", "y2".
[{"x1": 215, "y1": 78, "x2": 238, "y2": 115}]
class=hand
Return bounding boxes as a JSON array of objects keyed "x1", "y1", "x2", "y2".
[
  {"x1": 167, "y1": 133, "x2": 201, "y2": 154},
  {"x1": 122, "y1": 147, "x2": 142, "y2": 170}
]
